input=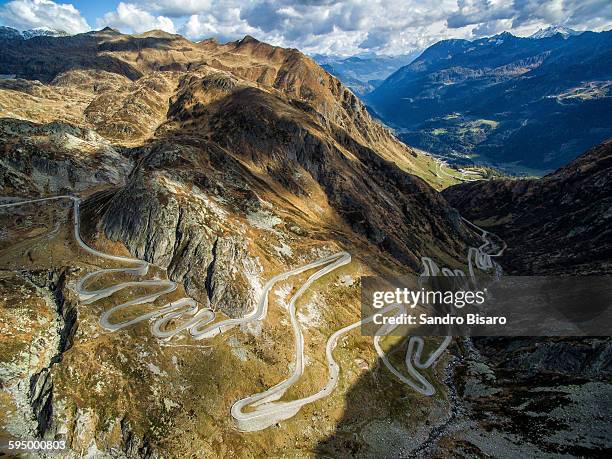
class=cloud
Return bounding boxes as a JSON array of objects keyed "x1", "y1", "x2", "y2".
[
  {"x1": 2, "y1": 0, "x2": 610, "y2": 55},
  {"x1": 98, "y1": 2, "x2": 176, "y2": 34},
  {"x1": 179, "y1": 0, "x2": 465, "y2": 55},
  {"x1": 449, "y1": 0, "x2": 612, "y2": 35},
  {"x1": 176, "y1": 0, "x2": 611, "y2": 55},
  {"x1": 447, "y1": 0, "x2": 515, "y2": 29},
  {"x1": 139, "y1": 0, "x2": 213, "y2": 17},
  {"x1": 0, "y1": 0, "x2": 90, "y2": 34},
  {"x1": 513, "y1": 0, "x2": 612, "y2": 31},
  {"x1": 182, "y1": 4, "x2": 263, "y2": 43}
]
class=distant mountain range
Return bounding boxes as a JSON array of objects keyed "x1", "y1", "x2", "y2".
[
  {"x1": 312, "y1": 53, "x2": 418, "y2": 96},
  {"x1": 365, "y1": 29, "x2": 611, "y2": 173},
  {"x1": 4, "y1": 22, "x2": 608, "y2": 173},
  {"x1": 0, "y1": 26, "x2": 68, "y2": 40},
  {"x1": 529, "y1": 25, "x2": 582, "y2": 39}
]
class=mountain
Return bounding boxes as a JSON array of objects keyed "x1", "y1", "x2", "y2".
[
  {"x1": 366, "y1": 30, "x2": 612, "y2": 173},
  {"x1": 21, "y1": 27, "x2": 69, "y2": 39},
  {"x1": 443, "y1": 140, "x2": 612, "y2": 274},
  {"x1": 313, "y1": 53, "x2": 418, "y2": 95},
  {"x1": 0, "y1": 29, "x2": 474, "y2": 457},
  {"x1": 0, "y1": 26, "x2": 20, "y2": 39},
  {"x1": 0, "y1": 27, "x2": 609, "y2": 458},
  {"x1": 0, "y1": 26, "x2": 68, "y2": 40},
  {"x1": 530, "y1": 25, "x2": 581, "y2": 39},
  {"x1": 430, "y1": 141, "x2": 612, "y2": 456}
]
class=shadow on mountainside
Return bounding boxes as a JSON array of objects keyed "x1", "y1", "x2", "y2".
[
  {"x1": 313, "y1": 337, "x2": 460, "y2": 458},
  {"x1": 313, "y1": 334, "x2": 612, "y2": 458}
]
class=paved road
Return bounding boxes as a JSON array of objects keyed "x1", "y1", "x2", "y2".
[
  {"x1": 406, "y1": 216, "x2": 506, "y2": 396},
  {"x1": 434, "y1": 158, "x2": 481, "y2": 182},
  {"x1": 1, "y1": 195, "x2": 506, "y2": 431}
]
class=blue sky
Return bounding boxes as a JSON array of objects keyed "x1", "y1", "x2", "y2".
[
  {"x1": 0, "y1": 0, "x2": 610, "y2": 55},
  {"x1": 59, "y1": 1, "x2": 109, "y2": 22}
]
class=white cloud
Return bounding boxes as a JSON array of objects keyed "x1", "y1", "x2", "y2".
[
  {"x1": 0, "y1": 0, "x2": 89, "y2": 34},
  {"x1": 177, "y1": 0, "x2": 467, "y2": 55},
  {"x1": 142, "y1": 0, "x2": 213, "y2": 17},
  {"x1": 97, "y1": 2, "x2": 176, "y2": 34},
  {"x1": 182, "y1": 6, "x2": 263, "y2": 42},
  {"x1": 174, "y1": 0, "x2": 611, "y2": 55},
  {"x1": 450, "y1": 0, "x2": 612, "y2": 35},
  {"x1": 1, "y1": 0, "x2": 610, "y2": 55}
]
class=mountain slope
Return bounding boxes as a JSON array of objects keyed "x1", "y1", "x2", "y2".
[
  {"x1": 432, "y1": 140, "x2": 612, "y2": 457},
  {"x1": 0, "y1": 29, "x2": 452, "y2": 187},
  {"x1": 0, "y1": 29, "x2": 478, "y2": 457},
  {"x1": 366, "y1": 31, "x2": 612, "y2": 173},
  {"x1": 443, "y1": 140, "x2": 612, "y2": 274}
]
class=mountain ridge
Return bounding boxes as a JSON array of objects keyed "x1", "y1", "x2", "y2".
[
  {"x1": 0, "y1": 27, "x2": 610, "y2": 458},
  {"x1": 0, "y1": 25, "x2": 69, "y2": 39},
  {"x1": 529, "y1": 25, "x2": 582, "y2": 39},
  {"x1": 366, "y1": 29, "x2": 612, "y2": 173}
]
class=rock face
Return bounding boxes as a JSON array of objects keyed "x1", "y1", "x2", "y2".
[
  {"x1": 0, "y1": 30, "x2": 480, "y2": 457},
  {"x1": 443, "y1": 140, "x2": 612, "y2": 274},
  {"x1": 0, "y1": 119, "x2": 132, "y2": 195}
]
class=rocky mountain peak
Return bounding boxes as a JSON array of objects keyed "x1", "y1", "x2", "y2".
[
  {"x1": 239, "y1": 34, "x2": 261, "y2": 44},
  {"x1": 0, "y1": 25, "x2": 68, "y2": 40},
  {"x1": 530, "y1": 25, "x2": 581, "y2": 39}
]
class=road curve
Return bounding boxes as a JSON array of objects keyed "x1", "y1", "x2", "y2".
[
  {"x1": 386, "y1": 216, "x2": 506, "y2": 396},
  {"x1": 434, "y1": 158, "x2": 481, "y2": 183},
  {"x1": 1, "y1": 195, "x2": 505, "y2": 431},
  {"x1": 0, "y1": 196, "x2": 195, "y2": 333}
]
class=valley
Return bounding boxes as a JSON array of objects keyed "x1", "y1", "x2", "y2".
[
  {"x1": 0, "y1": 24, "x2": 609, "y2": 459},
  {"x1": 366, "y1": 30, "x2": 612, "y2": 174}
]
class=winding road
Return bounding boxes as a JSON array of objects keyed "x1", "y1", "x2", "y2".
[
  {"x1": 401, "y1": 215, "x2": 506, "y2": 396},
  {"x1": 434, "y1": 158, "x2": 481, "y2": 183},
  {"x1": 0, "y1": 194, "x2": 505, "y2": 431}
]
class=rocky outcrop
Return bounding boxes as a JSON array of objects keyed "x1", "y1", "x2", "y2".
[
  {"x1": 95, "y1": 143, "x2": 260, "y2": 317},
  {"x1": 0, "y1": 119, "x2": 133, "y2": 195},
  {"x1": 0, "y1": 269, "x2": 77, "y2": 444},
  {"x1": 473, "y1": 337, "x2": 612, "y2": 380},
  {"x1": 166, "y1": 83, "x2": 469, "y2": 270},
  {"x1": 24, "y1": 269, "x2": 78, "y2": 439}
]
